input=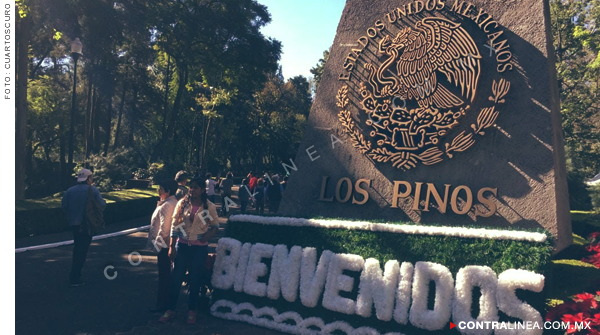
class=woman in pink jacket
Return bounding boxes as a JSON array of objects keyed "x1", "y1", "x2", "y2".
[{"x1": 159, "y1": 177, "x2": 220, "y2": 325}]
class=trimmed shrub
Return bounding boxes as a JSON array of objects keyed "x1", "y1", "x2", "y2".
[
  {"x1": 15, "y1": 196, "x2": 157, "y2": 238},
  {"x1": 148, "y1": 162, "x2": 173, "y2": 183},
  {"x1": 567, "y1": 172, "x2": 592, "y2": 211},
  {"x1": 588, "y1": 185, "x2": 600, "y2": 211},
  {"x1": 77, "y1": 148, "x2": 147, "y2": 191}
]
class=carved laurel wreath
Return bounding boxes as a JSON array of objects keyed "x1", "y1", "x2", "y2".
[{"x1": 336, "y1": 78, "x2": 510, "y2": 170}]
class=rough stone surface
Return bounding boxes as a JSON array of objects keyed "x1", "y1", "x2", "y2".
[{"x1": 279, "y1": 0, "x2": 572, "y2": 252}]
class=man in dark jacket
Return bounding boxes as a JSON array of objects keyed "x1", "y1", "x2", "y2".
[
  {"x1": 266, "y1": 174, "x2": 284, "y2": 213},
  {"x1": 62, "y1": 168, "x2": 106, "y2": 287}
]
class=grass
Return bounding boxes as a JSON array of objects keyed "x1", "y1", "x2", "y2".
[
  {"x1": 572, "y1": 233, "x2": 588, "y2": 245},
  {"x1": 15, "y1": 186, "x2": 159, "y2": 211},
  {"x1": 570, "y1": 210, "x2": 600, "y2": 222},
  {"x1": 548, "y1": 259, "x2": 600, "y2": 302}
]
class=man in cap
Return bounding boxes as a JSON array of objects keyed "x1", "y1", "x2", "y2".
[{"x1": 61, "y1": 168, "x2": 106, "y2": 287}]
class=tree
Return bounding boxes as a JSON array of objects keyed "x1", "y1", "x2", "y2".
[
  {"x1": 551, "y1": 0, "x2": 600, "y2": 208},
  {"x1": 20, "y1": 0, "x2": 307, "y2": 197},
  {"x1": 310, "y1": 49, "x2": 330, "y2": 94},
  {"x1": 149, "y1": 0, "x2": 281, "y2": 161},
  {"x1": 16, "y1": 1, "x2": 32, "y2": 200},
  {"x1": 249, "y1": 74, "x2": 311, "y2": 171}
]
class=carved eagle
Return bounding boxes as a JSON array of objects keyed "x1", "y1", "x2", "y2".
[{"x1": 366, "y1": 17, "x2": 481, "y2": 109}]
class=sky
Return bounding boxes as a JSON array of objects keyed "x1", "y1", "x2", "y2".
[{"x1": 257, "y1": 0, "x2": 346, "y2": 80}]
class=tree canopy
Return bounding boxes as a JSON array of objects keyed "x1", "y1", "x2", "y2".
[
  {"x1": 551, "y1": 0, "x2": 600, "y2": 209},
  {"x1": 15, "y1": 0, "x2": 600, "y2": 207},
  {"x1": 15, "y1": 0, "x2": 310, "y2": 197}
]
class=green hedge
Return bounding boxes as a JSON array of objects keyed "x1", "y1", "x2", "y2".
[
  {"x1": 15, "y1": 196, "x2": 158, "y2": 238},
  {"x1": 212, "y1": 218, "x2": 554, "y2": 335}
]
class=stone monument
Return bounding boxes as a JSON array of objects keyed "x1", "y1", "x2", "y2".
[
  {"x1": 279, "y1": 0, "x2": 572, "y2": 252},
  {"x1": 210, "y1": 2, "x2": 565, "y2": 333}
]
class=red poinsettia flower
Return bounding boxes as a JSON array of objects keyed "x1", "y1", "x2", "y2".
[
  {"x1": 586, "y1": 244, "x2": 600, "y2": 253},
  {"x1": 565, "y1": 323, "x2": 580, "y2": 334},
  {"x1": 575, "y1": 293, "x2": 595, "y2": 301},
  {"x1": 589, "y1": 232, "x2": 600, "y2": 241},
  {"x1": 547, "y1": 291, "x2": 600, "y2": 335},
  {"x1": 583, "y1": 253, "x2": 600, "y2": 268},
  {"x1": 563, "y1": 313, "x2": 587, "y2": 323},
  {"x1": 578, "y1": 300, "x2": 593, "y2": 314},
  {"x1": 548, "y1": 301, "x2": 579, "y2": 321},
  {"x1": 588, "y1": 313, "x2": 600, "y2": 327},
  {"x1": 563, "y1": 313, "x2": 589, "y2": 334},
  {"x1": 574, "y1": 293, "x2": 600, "y2": 309}
]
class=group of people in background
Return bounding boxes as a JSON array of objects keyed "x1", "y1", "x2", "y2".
[
  {"x1": 147, "y1": 169, "x2": 288, "y2": 324},
  {"x1": 239, "y1": 171, "x2": 288, "y2": 215},
  {"x1": 62, "y1": 167, "x2": 289, "y2": 325},
  {"x1": 175, "y1": 169, "x2": 289, "y2": 216}
]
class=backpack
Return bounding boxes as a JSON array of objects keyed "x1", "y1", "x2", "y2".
[{"x1": 83, "y1": 186, "x2": 105, "y2": 235}]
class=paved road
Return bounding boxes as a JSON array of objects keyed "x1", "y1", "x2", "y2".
[{"x1": 15, "y1": 199, "x2": 284, "y2": 335}]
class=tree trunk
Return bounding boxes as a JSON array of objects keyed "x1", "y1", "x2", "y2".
[
  {"x1": 189, "y1": 119, "x2": 197, "y2": 168},
  {"x1": 127, "y1": 85, "x2": 138, "y2": 147},
  {"x1": 15, "y1": 12, "x2": 32, "y2": 200},
  {"x1": 113, "y1": 80, "x2": 128, "y2": 150},
  {"x1": 68, "y1": 56, "x2": 79, "y2": 165},
  {"x1": 162, "y1": 55, "x2": 171, "y2": 135},
  {"x1": 93, "y1": 87, "x2": 102, "y2": 153},
  {"x1": 195, "y1": 116, "x2": 201, "y2": 168},
  {"x1": 151, "y1": 64, "x2": 187, "y2": 161},
  {"x1": 43, "y1": 143, "x2": 52, "y2": 162},
  {"x1": 199, "y1": 112, "x2": 205, "y2": 170},
  {"x1": 54, "y1": 57, "x2": 67, "y2": 188},
  {"x1": 104, "y1": 94, "x2": 113, "y2": 156},
  {"x1": 201, "y1": 117, "x2": 211, "y2": 171},
  {"x1": 85, "y1": 64, "x2": 95, "y2": 158}
]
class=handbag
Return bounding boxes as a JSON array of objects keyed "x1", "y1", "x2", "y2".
[{"x1": 83, "y1": 186, "x2": 105, "y2": 235}]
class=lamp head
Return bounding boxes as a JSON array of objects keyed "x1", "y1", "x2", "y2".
[{"x1": 71, "y1": 38, "x2": 83, "y2": 56}]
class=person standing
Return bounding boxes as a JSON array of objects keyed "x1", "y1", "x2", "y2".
[
  {"x1": 266, "y1": 174, "x2": 283, "y2": 213},
  {"x1": 174, "y1": 170, "x2": 188, "y2": 200},
  {"x1": 281, "y1": 176, "x2": 289, "y2": 191},
  {"x1": 205, "y1": 173, "x2": 217, "y2": 204},
  {"x1": 254, "y1": 179, "x2": 266, "y2": 215},
  {"x1": 61, "y1": 168, "x2": 106, "y2": 287},
  {"x1": 147, "y1": 179, "x2": 179, "y2": 313},
  {"x1": 248, "y1": 172, "x2": 257, "y2": 194},
  {"x1": 238, "y1": 178, "x2": 251, "y2": 214},
  {"x1": 159, "y1": 177, "x2": 220, "y2": 325},
  {"x1": 219, "y1": 172, "x2": 234, "y2": 216}
]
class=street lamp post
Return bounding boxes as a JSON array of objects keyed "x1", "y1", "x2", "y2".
[{"x1": 68, "y1": 38, "x2": 83, "y2": 164}]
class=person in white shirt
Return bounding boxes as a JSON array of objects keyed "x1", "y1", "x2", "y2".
[
  {"x1": 205, "y1": 173, "x2": 217, "y2": 203},
  {"x1": 147, "y1": 179, "x2": 179, "y2": 313}
]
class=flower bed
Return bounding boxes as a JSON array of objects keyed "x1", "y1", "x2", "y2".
[
  {"x1": 582, "y1": 232, "x2": 600, "y2": 268},
  {"x1": 546, "y1": 292, "x2": 600, "y2": 335},
  {"x1": 210, "y1": 215, "x2": 554, "y2": 335}
]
